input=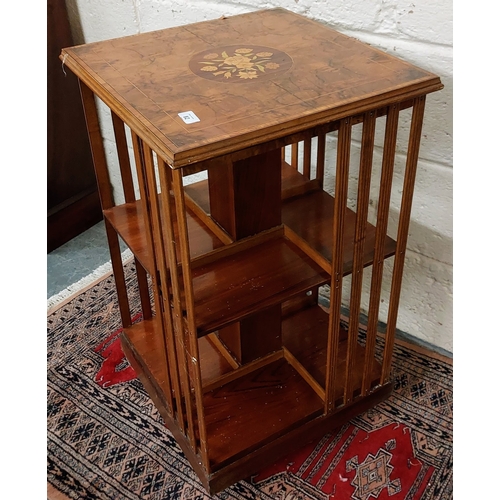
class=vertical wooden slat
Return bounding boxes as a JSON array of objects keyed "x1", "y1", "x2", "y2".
[
  {"x1": 111, "y1": 111, "x2": 152, "y2": 320},
  {"x1": 291, "y1": 142, "x2": 299, "y2": 169},
  {"x1": 130, "y1": 134, "x2": 154, "y2": 260},
  {"x1": 303, "y1": 136, "x2": 312, "y2": 179},
  {"x1": 78, "y1": 81, "x2": 114, "y2": 210},
  {"x1": 157, "y1": 157, "x2": 190, "y2": 422},
  {"x1": 316, "y1": 132, "x2": 326, "y2": 188},
  {"x1": 155, "y1": 161, "x2": 192, "y2": 438},
  {"x1": 79, "y1": 81, "x2": 131, "y2": 327},
  {"x1": 171, "y1": 168, "x2": 209, "y2": 467},
  {"x1": 111, "y1": 110, "x2": 135, "y2": 203},
  {"x1": 130, "y1": 135, "x2": 174, "y2": 408},
  {"x1": 325, "y1": 117, "x2": 352, "y2": 412},
  {"x1": 345, "y1": 111, "x2": 377, "y2": 401},
  {"x1": 381, "y1": 96, "x2": 426, "y2": 383},
  {"x1": 102, "y1": 219, "x2": 132, "y2": 328},
  {"x1": 140, "y1": 144, "x2": 177, "y2": 413},
  {"x1": 363, "y1": 104, "x2": 400, "y2": 393},
  {"x1": 134, "y1": 262, "x2": 153, "y2": 320}
]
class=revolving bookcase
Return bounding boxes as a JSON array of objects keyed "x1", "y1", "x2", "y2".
[{"x1": 61, "y1": 8, "x2": 443, "y2": 494}]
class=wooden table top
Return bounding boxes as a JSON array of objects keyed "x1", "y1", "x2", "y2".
[{"x1": 61, "y1": 8, "x2": 442, "y2": 168}]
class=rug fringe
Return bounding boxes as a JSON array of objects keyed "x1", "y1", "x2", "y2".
[{"x1": 47, "y1": 249, "x2": 133, "y2": 315}]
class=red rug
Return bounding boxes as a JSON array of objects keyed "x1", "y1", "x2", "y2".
[{"x1": 47, "y1": 261, "x2": 452, "y2": 499}]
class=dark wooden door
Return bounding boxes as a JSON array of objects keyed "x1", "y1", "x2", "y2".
[{"x1": 47, "y1": 0, "x2": 102, "y2": 252}]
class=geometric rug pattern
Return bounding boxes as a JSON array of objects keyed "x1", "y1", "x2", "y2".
[{"x1": 47, "y1": 262, "x2": 452, "y2": 499}]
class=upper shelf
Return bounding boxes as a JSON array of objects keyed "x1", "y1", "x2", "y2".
[
  {"x1": 185, "y1": 161, "x2": 397, "y2": 278},
  {"x1": 103, "y1": 195, "x2": 225, "y2": 274}
]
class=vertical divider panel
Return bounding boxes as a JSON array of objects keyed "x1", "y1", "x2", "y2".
[
  {"x1": 130, "y1": 134, "x2": 173, "y2": 413},
  {"x1": 325, "y1": 117, "x2": 352, "y2": 413},
  {"x1": 171, "y1": 168, "x2": 209, "y2": 467},
  {"x1": 79, "y1": 81, "x2": 131, "y2": 327},
  {"x1": 345, "y1": 111, "x2": 377, "y2": 402},
  {"x1": 111, "y1": 111, "x2": 152, "y2": 320},
  {"x1": 362, "y1": 104, "x2": 400, "y2": 394},
  {"x1": 381, "y1": 96, "x2": 427, "y2": 383}
]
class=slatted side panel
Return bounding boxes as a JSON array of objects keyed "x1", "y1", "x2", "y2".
[
  {"x1": 381, "y1": 96, "x2": 427, "y2": 384},
  {"x1": 324, "y1": 117, "x2": 352, "y2": 412},
  {"x1": 111, "y1": 111, "x2": 152, "y2": 320},
  {"x1": 321, "y1": 101, "x2": 426, "y2": 411},
  {"x1": 156, "y1": 160, "x2": 197, "y2": 445},
  {"x1": 345, "y1": 111, "x2": 376, "y2": 402},
  {"x1": 282, "y1": 128, "x2": 328, "y2": 187},
  {"x1": 79, "y1": 81, "x2": 131, "y2": 327},
  {"x1": 281, "y1": 101, "x2": 426, "y2": 412},
  {"x1": 170, "y1": 168, "x2": 209, "y2": 467},
  {"x1": 362, "y1": 104, "x2": 400, "y2": 395},
  {"x1": 130, "y1": 134, "x2": 174, "y2": 416}
]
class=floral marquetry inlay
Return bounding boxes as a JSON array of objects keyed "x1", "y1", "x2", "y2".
[{"x1": 189, "y1": 45, "x2": 293, "y2": 83}]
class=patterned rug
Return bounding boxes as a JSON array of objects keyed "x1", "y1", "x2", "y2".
[{"x1": 47, "y1": 261, "x2": 452, "y2": 499}]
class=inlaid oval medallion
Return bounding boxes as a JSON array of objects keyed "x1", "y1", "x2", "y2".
[{"x1": 189, "y1": 45, "x2": 293, "y2": 83}]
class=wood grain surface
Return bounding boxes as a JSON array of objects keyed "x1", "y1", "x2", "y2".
[{"x1": 61, "y1": 8, "x2": 442, "y2": 167}]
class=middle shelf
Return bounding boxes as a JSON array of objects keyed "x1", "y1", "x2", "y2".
[
  {"x1": 191, "y1": 231, "x2": 330, "y2": 336},
  {"x1": 104, "y1": 158, "x2": 397, "y2": 338}
]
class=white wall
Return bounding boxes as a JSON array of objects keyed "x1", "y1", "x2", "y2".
[{"x1": 64, "y1": 0, "x2": 453, "y2": 354}]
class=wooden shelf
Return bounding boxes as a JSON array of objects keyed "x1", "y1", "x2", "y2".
[
  {"x1": 122, "y1": 304, "x2": 382, "y2": 474},
  {"x1": 192, "y1": 234, "x2": 330, "y2": 336},
  {"x1": 184, "y1": 162, "x2": 397, "y2": 278},
  {"x1": 203, "y1": 357, "x2": 323, "y2": 471},
  {"x1": 282, "y1": 305, "x2": 383, "y2": 401},
  {"x1": 122, "y1": 316, "x2": 324, "y2": 472},
  {"x1": 282, "y1": 189, "x2": 396, "y2": 276},
  {"x1": 103, "y1": 202, "x2": 151, "y2": 271},
  {"x1": 103, "y1": 196, "x2": 225, "y2": 273},
  {"x1": 121, "y1": 318, "x2": 170, "y2": 401},
  {"x1": 122, "y1": 317, "x2": 236, "y2": 393}
]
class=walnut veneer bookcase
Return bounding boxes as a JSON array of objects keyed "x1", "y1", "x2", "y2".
[{"x1": 61, "y1": 8, "x2": 443, "y2": 494}]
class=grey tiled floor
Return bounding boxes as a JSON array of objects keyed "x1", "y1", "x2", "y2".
[{"x1": 47, "y1": 221, "x2": 127, "y2": 299}]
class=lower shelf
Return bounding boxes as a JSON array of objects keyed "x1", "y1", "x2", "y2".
[
  {"x1": 122, "y1": 319, "x2": 323, "y2": 471},
  {"x1": 121, "y1": 303, "x2": 384, "y2": 470},
  {"x1": 204, "y1": 357, "x2": 323, "y2": 470},
  {"x1": 282, "y1": 304, "x2": 383, "y2": 402},
  {"x1": 122, "y1": 317, "x2": 236, "y2": 393},
  {"x1": 121, "y1": 312, "x2": 393, "y2": 493}
]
